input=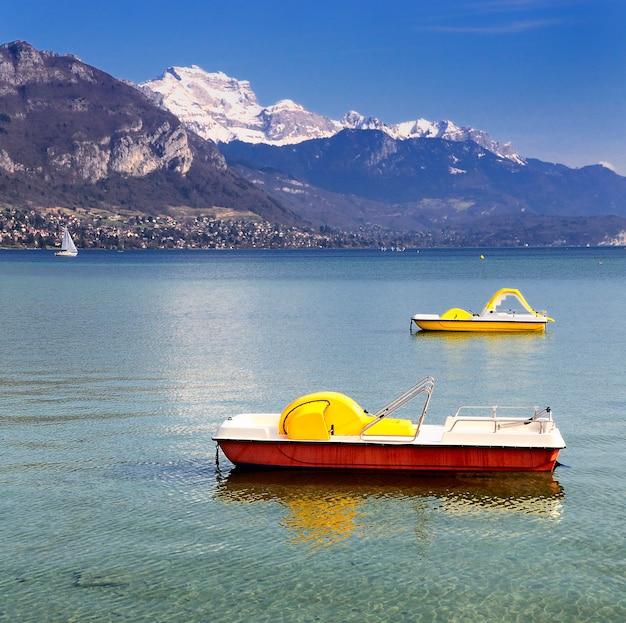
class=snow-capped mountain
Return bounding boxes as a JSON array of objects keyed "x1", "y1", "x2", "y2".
[
  {"x1": 139, "y1": 66, "x2": 522, "y2": 163},
  {"x1": 139, "y1": 66, "x2": 341, "y2": 145}
]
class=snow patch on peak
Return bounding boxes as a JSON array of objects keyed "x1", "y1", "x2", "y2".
[
  {"x1": 342, "y1": 111, "x2": 390, "y2": 132},
  {"x1": 389, "y1": 118, "x2": 523, "y2": 163},
  {"x1": 394, "y1": 118, "x2": 435, "y2": 137},
  {"x1": 341, "y1": 110, "x2": 364, "y2": 126},
  {"x1": 267, "y1": 99, "x2": 304, "y2": 113}
]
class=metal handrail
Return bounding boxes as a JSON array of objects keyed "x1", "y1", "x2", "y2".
[
  {"x1": 452, "y1": 405, "x2": 553, "y2": 420},
  {"x1": 448, "y1": 405, "x2": 553, "y2": 433},
  {"x1": 529, "y1": 406, "x2": 552, "y2": 420},
  {"x1": 360, "y1": 376, "x2": 435, "y2": 440}
]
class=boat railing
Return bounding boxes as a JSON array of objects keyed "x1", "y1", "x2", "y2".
[
  {"x1": 360, "y1": 376, "x2": 435, "y2": 440},
  {"x1": 449, "y1": 405, "x2": 554, "y2": 433}
]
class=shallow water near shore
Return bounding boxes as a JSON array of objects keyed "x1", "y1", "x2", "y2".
[{"x1": 1, "y1": 247, "x2": 625, "y2": 622}]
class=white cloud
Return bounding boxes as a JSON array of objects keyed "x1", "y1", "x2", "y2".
[
  {"x1": 426, "y1": 19, "x2": 566, "y2": 34},
  {"x1": 599, "y1": 161, "x2": 617, "y2": 172}
]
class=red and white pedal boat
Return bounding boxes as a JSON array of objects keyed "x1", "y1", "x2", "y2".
[{"x1": 213, "y1": 377, "x2": 566, "y2": 473}]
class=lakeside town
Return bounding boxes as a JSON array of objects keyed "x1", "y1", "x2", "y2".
[
  {"x1": 0, "y1": 206, "x2": 449, "y2": 250},
  {"x1": 4, "y1": 205, "x2": 625, "y2": 250}
]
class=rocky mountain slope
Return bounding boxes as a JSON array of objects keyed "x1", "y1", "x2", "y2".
[
  {"x1": 220, "y1": 130, "x2": 626, "y2": 228},
  {"x1": 0, "y1": 41, "x2": 297, "y2": 225}
]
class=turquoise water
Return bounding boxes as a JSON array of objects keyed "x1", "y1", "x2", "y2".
[{"x1": 1, "y1": 247, "x2": 624, "y2": 622}]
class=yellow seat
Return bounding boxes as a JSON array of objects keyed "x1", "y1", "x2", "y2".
[
  {"x1": 279, "y1": 392, "x2": 416, "y2": 440},
  {"x1": 363, "y1": 417, "x2": 416, "y2": 436},
  {"x1": 280, "y1": 392, "x2": 369, "y2": 440},
  {"x1": 440, "y1": 307, "x2": 473, "y2": 320},
  {"x1": 279, "y1": 399, "x2": 332, "y2": 440}
]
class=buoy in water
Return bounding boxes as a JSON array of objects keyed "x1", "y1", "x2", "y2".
[{"x1": 480, "y1": 254, "x2": 485, "y2": 260}]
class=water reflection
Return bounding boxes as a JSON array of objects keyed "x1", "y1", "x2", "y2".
[
  {"x1": 410, "y1": 326, "x2": 554, "y2": 403},
  {"x1": 413, "y1": 328, "x2": 549, "y2": 347},
  {"x1": 215, "y1": 469, "x2": 564, "y2": 550}
]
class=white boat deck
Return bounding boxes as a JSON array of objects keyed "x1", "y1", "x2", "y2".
[{"x1": 214, "y1": 411, "x2": 565, "y2": 449}]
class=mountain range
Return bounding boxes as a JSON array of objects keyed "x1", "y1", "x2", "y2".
[
  {"x1": 139, "y1": 66, "x2": 521, "y2": 162},
  {"x1": 141, "y1": 65, "x2": 626, "y2": 245},
  {"x1": 1, "y1": 40, "x2": 626, "y2": 247}
]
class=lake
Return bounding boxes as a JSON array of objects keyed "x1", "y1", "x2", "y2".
[{"x1": 1, "y1": 247, "x2": 624, "y2": 622}]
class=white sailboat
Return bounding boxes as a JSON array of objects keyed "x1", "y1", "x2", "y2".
[{"x1": 55, "y1": 226, "x2": 78, "y2": 257}]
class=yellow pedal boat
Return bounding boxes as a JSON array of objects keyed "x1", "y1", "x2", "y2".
[{"x1": 411, "y1": 288, "x2": 554, "y2": 333}]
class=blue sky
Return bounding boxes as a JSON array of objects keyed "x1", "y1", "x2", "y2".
[{"x1": 3, "y1": 0, "x2": 626, "y2": 174}]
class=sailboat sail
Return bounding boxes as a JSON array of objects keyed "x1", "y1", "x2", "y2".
[{"x1": 55, "y1": 227, "x2": 78, "y2": 257}]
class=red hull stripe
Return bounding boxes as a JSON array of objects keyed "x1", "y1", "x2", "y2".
[{"x1": 217, "y1": 440, "x2": 560, "y2": 472}]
